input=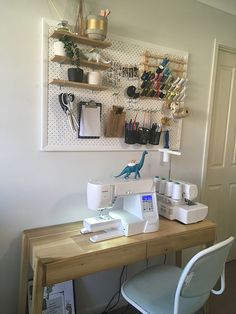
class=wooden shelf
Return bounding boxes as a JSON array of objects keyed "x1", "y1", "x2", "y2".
[
  {"x1": 50, "y1": 79, "x2": 109, "y2": 91},
  {"x1": 50, "y1": 30, "x2": 112, "y2": 49},
  {"x1": 51, "y1": 55, "x2": 111, "y2": 70},
  {"x1": 140, "y1": 96, "x2": 163, "y2": 100}
]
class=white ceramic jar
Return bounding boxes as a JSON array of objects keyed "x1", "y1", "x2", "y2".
[
  {"x1": 53, "y1": 41, "x2": 66, "y2": 56},
  {"x1": 88, "y1": 71, "x2": 102, "y2": 85}
]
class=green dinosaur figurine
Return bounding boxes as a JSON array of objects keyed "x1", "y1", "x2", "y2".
[{"x1": 115, "y1": 150, "x2": 148, "y2": 179}]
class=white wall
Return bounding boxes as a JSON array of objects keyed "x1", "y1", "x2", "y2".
[
  {"x1": 197, "y1": 0, "x2": 236, "y2": 16},
  {"x1": 1, "y1": 1, "x2": 236, "y2": 313}
]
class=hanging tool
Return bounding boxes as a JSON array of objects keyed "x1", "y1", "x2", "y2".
[{"x1": 58, "y1": 93, "x2": 79, "y2": 133}]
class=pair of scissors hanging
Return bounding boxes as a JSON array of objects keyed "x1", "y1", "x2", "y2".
[{"x1": 58, "y1": 93, "x2": 79, "y2": 133}]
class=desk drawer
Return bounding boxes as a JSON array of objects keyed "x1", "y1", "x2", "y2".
[
  {"x1": 147, "y1": 228, "x2": 216, "y2": 258},
  {"x1": 45, "y1": 243, "x2": 146, "y2": 285}
]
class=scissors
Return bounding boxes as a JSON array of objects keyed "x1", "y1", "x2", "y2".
[{"x1": 58, "y1": 93, "x2": 79, "y2": 133}]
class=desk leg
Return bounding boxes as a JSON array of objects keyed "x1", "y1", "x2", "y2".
[
  {"x1": 18, "y1": 234, "x2": 29, "y2": 314},
  {"x1": 175, "y1": 250, "x2": 182, "y2": 267},
  {"x1": 32, "y1": 258, "x2": 44, "y2": 314}
]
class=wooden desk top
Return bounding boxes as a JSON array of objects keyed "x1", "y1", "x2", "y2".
[
  {"x1": 25, "y1": 218, "x2": 216, "y2": 275},
  {"x1": 18, "y1": 218, "x2": 216, "y2": 314}
]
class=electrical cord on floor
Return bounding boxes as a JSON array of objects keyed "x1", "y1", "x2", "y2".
[
  {"x1": 120, "y1": 304, "x2": 131, "y2": 313},
  {"x1": 101, "y1": 266, "x2": 128, "y2": 313},
  {"x1": 101, "y1": 255, "x2": 166, "y2": 313},
  {"x1": 163, "y1": 254, "x2": 167, "y2": 264}
]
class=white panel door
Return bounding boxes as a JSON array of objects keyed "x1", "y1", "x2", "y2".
[{"x1": 204, "y1": 48, "x2": 236, "y2": 260}]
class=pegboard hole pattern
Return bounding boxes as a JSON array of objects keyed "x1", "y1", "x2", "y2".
[{"x1": 44, "y1": 24, "x2": 188, "y2": 151}]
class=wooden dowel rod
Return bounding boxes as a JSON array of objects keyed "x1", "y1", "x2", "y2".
[
  {"x1": 142, "y1": 52, "x2": 187, "y2": 65},
  {"x1": 140, "y1": 62, "x2": 186, "y2": 73}
]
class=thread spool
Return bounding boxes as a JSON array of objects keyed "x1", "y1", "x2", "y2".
[
  {"x1": 154, "y1": 176, "x2": 161, "y2": 192},
  {"x1": 159, "y1": 178, "x2": 166, "y2": 194},
  {"x1": 171, "y1": 182, "x2": 183, "y2": 200},
  {"x1": 165, "y1": 180, "x2": 173, "y2": 197}
]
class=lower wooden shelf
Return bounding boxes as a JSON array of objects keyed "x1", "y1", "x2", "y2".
[
  {"x1": 49, "y1": 79, "x2": 109, "y2": 91},
  {"x1": 140, "y1": 96, "x2": 163, "y2": 100}
]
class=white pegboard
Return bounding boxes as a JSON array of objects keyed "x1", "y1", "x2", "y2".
[{"x1": 41, "y1": 19, "x2": 188, "y2": 151}]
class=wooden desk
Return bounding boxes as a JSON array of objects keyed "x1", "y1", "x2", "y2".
[{"x1": 18, "y1": 218, "x2": 216, "y2": 314}]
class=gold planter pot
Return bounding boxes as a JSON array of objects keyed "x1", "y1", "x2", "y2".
[{"x1": 86, "y1": 15, "x2": 107, "y2": 41}]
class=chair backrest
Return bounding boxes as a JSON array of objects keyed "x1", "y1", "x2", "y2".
[{"x1": 174, "y1": 236, "x2": 234, "y2": 313}]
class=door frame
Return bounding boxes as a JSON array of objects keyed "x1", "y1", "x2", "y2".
[{"x1": 201, "y1": 39, "x2": 236, "y2": 201}]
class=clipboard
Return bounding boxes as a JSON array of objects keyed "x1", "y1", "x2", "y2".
[{"x1": 78, "y1": 101, "x2": 102, "y2": 138}]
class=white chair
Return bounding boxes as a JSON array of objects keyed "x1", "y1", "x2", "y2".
[{"x1": 121, "y1": 236, "x2": 234, "y2": 314}]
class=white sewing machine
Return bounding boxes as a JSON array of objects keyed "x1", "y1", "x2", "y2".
[
  {"x1": 81, "y1": 178, "x2": 159, "y2": 242},
  {"x1": 156, "y1": 180, "x2": 208, "y2": 224}
]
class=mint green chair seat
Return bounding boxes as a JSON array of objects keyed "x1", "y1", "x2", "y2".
[{"x1": 121, "y1": 237, "x2": 234, "y2": 314}]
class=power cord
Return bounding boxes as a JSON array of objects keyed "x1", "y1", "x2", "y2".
[
  {"x1": 101, "y1": 255, "x2": 167, "y2": 313},
  {"x1": 101, "y1": 266, "x2": 128, "y2": 313},
  {"x1": 163, "y1": 254, "x2": 167, "y2": 264},
  {"x1": 120, "y1": 304, "x2": 131, "y2": 313}
]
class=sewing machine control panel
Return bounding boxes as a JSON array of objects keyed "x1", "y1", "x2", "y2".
[{"x1": 142, "y1": 195, "x2": 154, "y2": 212}]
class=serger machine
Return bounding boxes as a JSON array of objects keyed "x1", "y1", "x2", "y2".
[
  {"x1": 156, "y1": 178, "x2": 208, "y2": 224},
  {"x1": 81, "y1": 178, "x2": 159, "y2": 242}
]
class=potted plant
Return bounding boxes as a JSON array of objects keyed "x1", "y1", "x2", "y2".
[{"x1": 59, "y1": 35, "x2": 84, "y2": 82}]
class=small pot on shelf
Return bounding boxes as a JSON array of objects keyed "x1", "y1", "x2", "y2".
[
  {"x1": 88, "y1": 71, "x2": 102, "y2": 85},
  {"x1": 68, "y1": 68, "x2": 84, "y2": 82},
  {"x1": 53, "y1": 41, "x2": 66, "y2": 56}
]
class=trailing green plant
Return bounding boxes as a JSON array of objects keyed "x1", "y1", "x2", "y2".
[{"x1": 59, "y1": 35, "x2": 80, "y2": 69}]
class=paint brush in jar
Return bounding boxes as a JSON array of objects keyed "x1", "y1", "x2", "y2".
[{"x1": 105, "y1": 9, "x2": 111, "y2": 17}]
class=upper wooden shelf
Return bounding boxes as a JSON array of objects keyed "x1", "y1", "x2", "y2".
[
  {"x1": 50, "y1": 30, "x2": 112, "y2": 49},
  {"x1": 51, "y1": 55, "x2": 111, "y2": 70},
  {"x1": 50, "y1": 79, "x2": 109, "y2": 91}
]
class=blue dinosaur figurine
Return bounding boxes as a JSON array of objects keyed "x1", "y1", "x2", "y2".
[{"x1": 115, "y1": 150, "x2": 148, "y2": 179}]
